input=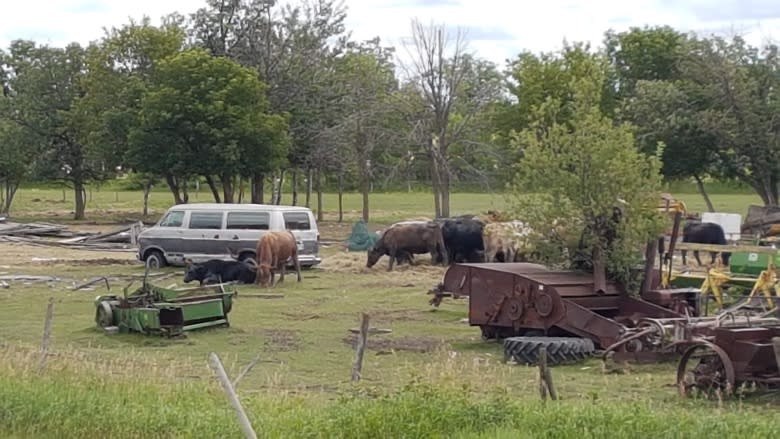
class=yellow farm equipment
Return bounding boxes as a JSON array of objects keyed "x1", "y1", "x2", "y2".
[{"x1": 662, "y1": 242, "x2": 780, "y2": 312}]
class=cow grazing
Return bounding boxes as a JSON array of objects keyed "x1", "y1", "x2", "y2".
[
  {"x1": 483, "y1": 220, "x2": 534, "y2": 263},
  {"x1": 255, "y1": 230, "x2": 302, "y2": 287},
  {"x1": 183, "y1": 258, "x2": 257, "y2": 285},
  {"x1": 681, "y1": 221, "x2": 731, "y2": 266},
  {"x1": 367, "y1": 221, "x2": 447, "y2": 271},
  {"x1": 375, "y1": 220, "x2": 430, "y2": 266},
  {"x1": 435, "y1": 216, "x2": 486, "y2": 264}
]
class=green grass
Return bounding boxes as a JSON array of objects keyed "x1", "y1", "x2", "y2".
[
  {"x1": 0, "y1": 187, "x2": 777, "y2": 438},
  {"x1": 5, "y1": 185, "x2": 762, "y2": 226},
  {"x1": 2, "y1": 344, "x2": 779, "y2": 438}
]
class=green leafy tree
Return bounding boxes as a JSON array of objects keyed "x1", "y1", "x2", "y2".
[
  {"x1": 0, "y1": 41, "x2": 98, "y2": 219},
  {"x1": 509, "y1": 66, "x2": 664, "y2": 291},
  {"x1": 492, "y1": 44, "x2": 610, "y2": 189},
  {"x1": 622, "y1": 79, "x2": 719, "y2": 211},
  {"x1": 678, "y1": 36, "x2": 780, "y2": 206},
  {"x1": 604, "y1": 25, "x2": 688, "y2": 101},
  {"x1": 78, "y1": 17, "x2": 186, "y2": 206},
  {"x1": 0, "y1": 120, "x2": 29, "y2": 213},
  {"x1": 188, "y1": 0, "x2": 349, "y2": 205},
  {"x1": 127, "y1": 49, "x2": 289, "y2": 204}
]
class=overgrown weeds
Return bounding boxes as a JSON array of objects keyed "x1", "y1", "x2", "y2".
[{"x1": 1, "y1": 344, "x2": 778, "y2": 439}]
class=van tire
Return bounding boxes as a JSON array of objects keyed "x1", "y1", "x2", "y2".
[{"x1": 145, "y1": 250, "x2": 167, "y2": 269}]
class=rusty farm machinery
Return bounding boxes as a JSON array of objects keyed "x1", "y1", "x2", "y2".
[
  {"x1": 428, "y1": 211, "x2": 780, "y2": 397},
  {"x1": 94, "y1": 269, "x2": 237, "y2": 337}
]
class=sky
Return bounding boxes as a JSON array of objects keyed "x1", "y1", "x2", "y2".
[{"x1": 0, "y1": 0, "x2": 778, "y2": 67}]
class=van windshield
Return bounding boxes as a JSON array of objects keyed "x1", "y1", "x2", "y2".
[
  {"x1": 284, "y1": 212, "x2": 311, "y2": 230},
  {"x1": 159, "y1": 211, "x2": 184, "y2": 227},
  {"x1": 226, "y1": 212, "x2": 270, "y2": 230}
]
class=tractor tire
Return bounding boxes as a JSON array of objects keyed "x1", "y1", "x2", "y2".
[{"x1": 503, "y1": 336, "x2": 595, "y2": 366}]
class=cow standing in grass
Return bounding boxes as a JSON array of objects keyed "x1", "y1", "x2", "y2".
[
  {"x1": 367, "y1": 222, "x2": 448, "y2": 271},
  {"x1": 255, "y1": 230, "x2": 302, "y2": 287},
  {"x1": 681, "y1": 221, "x2": 731, "y2": 266}
]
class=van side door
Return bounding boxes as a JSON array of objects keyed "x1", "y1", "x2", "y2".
[
  {"x1": 223, "y1": 210, "x2": 271, "y2": 258},
  {"x1": 182, "y1": 210, "x2": 226, "y2": 259}
]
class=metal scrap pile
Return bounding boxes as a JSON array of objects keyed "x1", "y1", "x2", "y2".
[{"x1": 0, "y1": 219, "x2": 144, "y2": 251}]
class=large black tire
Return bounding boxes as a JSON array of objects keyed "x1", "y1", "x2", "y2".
[{"x1": 503, "y1": 336, "x2": 595, "y2": 366}]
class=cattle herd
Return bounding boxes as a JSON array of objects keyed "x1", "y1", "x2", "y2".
[
  {"x1": 366, "y1": 213, "x2": 545, "y2": 271},
  {"x1": 181, "y1": 211, "x2": 733, "y2": 288}
]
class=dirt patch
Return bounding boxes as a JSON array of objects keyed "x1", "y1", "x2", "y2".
[
  {"x1": 261, "y1": 329, "x2": 299, "y2": 352},
  {"x1": 342, "y1": 335, "x2": 443, "y2": 353},
  {"x1": 0, "y1": 243, "x2": 138, "y2": 267}
]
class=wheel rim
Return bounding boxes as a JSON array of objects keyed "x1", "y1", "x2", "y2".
[
  {"x1": 676, "y1": 342, "x2": 736, "y2": 398},
  {"x1": 146, "y1": 254, "x2": 161, "y2": 269}
]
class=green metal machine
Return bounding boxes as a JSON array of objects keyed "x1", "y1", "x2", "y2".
[{"x1": 94, "y1": 272, "x2": 237, "y2": 337}]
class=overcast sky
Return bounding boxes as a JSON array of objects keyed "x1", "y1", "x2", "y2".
[{"x1": 1, "y1": 0, "x2": 778, "y2": 67}]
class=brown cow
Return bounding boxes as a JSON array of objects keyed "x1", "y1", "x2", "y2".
[
  {"x1": 254, "y1": 230, "x2": 302, "y2": 287},
  {"x1": 366, "y1": 222, "x2": 447, "y2": 271}
]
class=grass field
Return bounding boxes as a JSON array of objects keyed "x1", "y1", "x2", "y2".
[{"x1": 1, "y1": 187, "x2": 778, "y2": 438}]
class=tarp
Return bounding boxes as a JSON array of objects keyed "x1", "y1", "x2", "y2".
[{"x1": 346, "y1": 219, "x2": 379, "y2": 251}]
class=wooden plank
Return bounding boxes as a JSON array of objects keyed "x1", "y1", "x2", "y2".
[{"x1": 673, "y1": 242, "x2": 779, "y2": 255}]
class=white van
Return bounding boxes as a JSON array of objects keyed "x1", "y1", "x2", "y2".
[{"x1": 136, "y1": 203, "x2": 322, "y2": 269}]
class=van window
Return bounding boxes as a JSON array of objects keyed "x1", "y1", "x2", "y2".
[
  {"x1": 226, "y1": 211, "x2": 270, "y2": 230},
  {"x1": 283, "y1": 212, "x2": 311, "y2": 230},
  {"x1": 159, "y1": 211, "x2": 184, "y2": 227},
  {"x1": 188, "y1": 211, "x2": 224, "y2": 229}
]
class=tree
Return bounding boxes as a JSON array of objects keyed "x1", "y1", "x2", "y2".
[
  {"x1": 399, "y1": 19, "x2": 502, "y2": 217},
  {"x1": 509, "y1": 65, "x2": 664, "y2": 291},
  {"x1": 604, "y1": 25, "x2": 688, "y2": 102},
  {"x1": 127, "y1": 49, "x2": 289, "y2": 204},
  {"x1": 492, "y1": 44, "x2": 609, "y2": 185},
  {"x1": 331, "y1": 38, "x2": 398, "y2": 221},
  {"x1": 621, "y1": 80, "x2": 719, "y2": 211},
  {"x1": 78, "y1": 17, "x2": 186, "y2": 205},
  {"x1": 0, "y1": 120, "x2": 28, "y2": 213},
  {"x1": 0, "y1": 41, "x2": 98, "y2": 220},
  {"x1": 188, "y1": 0, "x2": 350, "y2": 205},
  {"x1": 678, "y1": 36, "x2": 780, "y2": 206}
]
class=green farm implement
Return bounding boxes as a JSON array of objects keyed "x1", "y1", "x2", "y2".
[{"x1": 94, "y1": 272, "x2": 237, "y2": 336}]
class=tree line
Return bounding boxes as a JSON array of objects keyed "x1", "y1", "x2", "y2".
[{"x1": 0, "y1": 0, "x2": 777, "y2": 221}]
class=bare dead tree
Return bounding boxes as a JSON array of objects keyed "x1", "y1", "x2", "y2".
[{"x1": 397, "y1": 19, "x2": 501, "y2": 218}]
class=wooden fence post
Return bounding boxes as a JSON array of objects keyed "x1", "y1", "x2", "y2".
[
  {"x1": 772, "y1": 337, "x2": 780, "y2": 372},
  {"x1": 351, "y1": 313, "x2": 370, "y2": 382},
  {"x1": 38, "y1": 297, "x2": 54, "y2": 373},
  {"x1": 208, "y1": 352, "x2": 258, "y2": 439},
  {"x1": 537, "y1": 347, "x2": 558, "y2": 401}
]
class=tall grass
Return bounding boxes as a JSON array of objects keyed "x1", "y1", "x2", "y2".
[{"x1": 1, "y1": 345, "x2": 778, "y2": 439}]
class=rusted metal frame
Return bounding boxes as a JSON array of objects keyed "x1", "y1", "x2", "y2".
[{"x1": 555, "y1": 300, "x2": 628, "y2": 349}]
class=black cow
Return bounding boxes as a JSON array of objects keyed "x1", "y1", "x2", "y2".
[
  {"x1": 681, "y1": 221, "x2": 731, "y2": 266},
  {"x1": 435, "y1": 216, "x2": 486, "y2": 264},
  {"x1": 183, "y1": 259, "x2": 257, "y2": 285}
]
